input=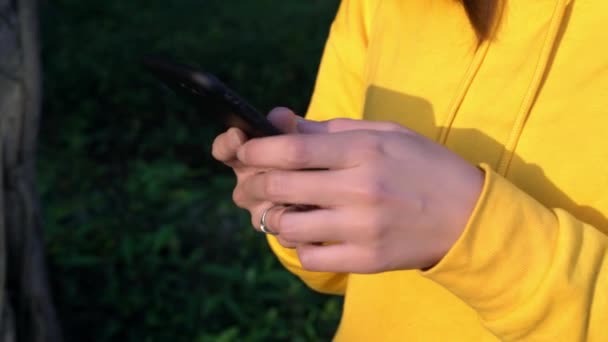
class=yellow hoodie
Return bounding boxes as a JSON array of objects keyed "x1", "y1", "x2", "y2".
[{"x1": 267, "y1": 0, "x2": 608, "y2": 340}]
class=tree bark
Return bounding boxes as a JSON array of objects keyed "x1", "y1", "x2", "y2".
[{"x1": 0, "y1": 0, "x2": 62, "y2": 341}]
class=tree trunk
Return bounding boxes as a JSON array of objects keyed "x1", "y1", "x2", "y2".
[{"x1": 0, "y1": 0, "x2": 62, "y2": 341}]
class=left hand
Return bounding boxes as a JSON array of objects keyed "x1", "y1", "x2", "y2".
[{"x1": 236, "y1": 116, "x2": 484, "y2": 273}]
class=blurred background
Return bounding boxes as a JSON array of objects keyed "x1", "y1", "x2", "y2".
[{"x1": 38, "y1": 0, "x2": 342, "y2": 340}]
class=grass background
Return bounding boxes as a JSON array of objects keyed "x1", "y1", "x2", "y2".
[{"x1": 39, "y1": 1, "x2": 341, "y2": 340}]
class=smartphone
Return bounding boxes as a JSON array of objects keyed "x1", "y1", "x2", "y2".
[{"x1": 142, "y1": 55, "x2": 281, "y2": 138}]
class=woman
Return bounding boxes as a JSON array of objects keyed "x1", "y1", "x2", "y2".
[{"x1": 212, "y1": 0, "x2": 608, "y2": 340}]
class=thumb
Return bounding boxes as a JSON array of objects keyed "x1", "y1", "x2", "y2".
[
  {"x1": 267, "y1": 107, "x2": 300, "y2": 133},
  {"x1": 265, "y1": 108, "x2": 327, "y2": 134},
  {"x1": 268, "y1": 108, "x2": 409, "y2": 135},
  {"x1": 266, "y1": 107, "x2": 349, "y2": 134},
  {"x1": 296, "y1": 117, "x2": 408, "y2": 134}
]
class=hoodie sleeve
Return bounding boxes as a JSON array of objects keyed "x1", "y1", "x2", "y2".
[
  {"x1": 423, "y1": 163, "x2": 608, "y2": 341},
  {"x1": 265, "y1": 0, "x2": 378, "y2": 295}
]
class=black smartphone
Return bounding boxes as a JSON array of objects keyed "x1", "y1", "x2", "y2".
[{"x1": 142, "y1": 56, "x2": 281, "y2": 138}]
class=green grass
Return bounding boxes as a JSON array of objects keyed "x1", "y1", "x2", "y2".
[{"x1": 39, "y1": 1, "x2": 341, "y2": 341}]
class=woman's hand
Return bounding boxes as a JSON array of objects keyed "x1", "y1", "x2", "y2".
[
  {"x1": 211, "y1": 107, "x2": 303, "y2": 248},
  {"x1": 235, "y1": 115, "x2": 484, "y2": 273}
]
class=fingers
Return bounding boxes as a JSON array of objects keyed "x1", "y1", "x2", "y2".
[
  {"x1": 263, "y1": 206, "x2": 352, "y2": 243},
  {"x1": 267, "y1": 107, "x2": 299, "y2": 133},
  {"x1": 297, "y1": 242, "x2": 394, "y2": 274},
  {"x1": 237, "y1": 132, "x2": 366, "y2": 170},
  {"x1": 275, "y1": 235, "x2": 299, "y2": 249},
  {"x1": 212, "y1": 107, "x2": 298, "y2": 165},
  {"x1": 258, "y1": 205, "x2": 394, "y2": 273},
  {"x1": 214, "y1": 116, "x2": 406, "y2": 167},
  {"x1": 257, "y1": 205, "x2": 386, "y2": 273},
  {"x1": 239, "y1": 169, "x2": 352, "y2": 207},
  {"x1": 248, "y1": 203, "x2": 298, "y2": 248},
  {"x1": 212, "y1": 127, "x2": 247, "y2": 164}
]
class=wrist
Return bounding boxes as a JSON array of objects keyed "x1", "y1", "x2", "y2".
[{"x1": 431, "y1": 164, "x2": 486, "y2": 268}]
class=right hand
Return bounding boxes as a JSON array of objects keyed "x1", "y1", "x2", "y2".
[{"x1": 211, "y1": 107, "x2": 301, "y2": 248}]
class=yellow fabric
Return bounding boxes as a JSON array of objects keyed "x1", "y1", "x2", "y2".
[{"x1": 267, "y1": 0, "x2": 608, "y2": 340}]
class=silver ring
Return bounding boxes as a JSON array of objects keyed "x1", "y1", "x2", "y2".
[{"x1": 260, "y1": 204, "x2": 283, "y2": 235}]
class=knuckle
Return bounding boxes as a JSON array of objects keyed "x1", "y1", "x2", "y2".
[
  {"x1": 326, "y1": 118, "x2": 351, "y2": 131},
  {"x1": 360, "y1": 211, "x2": 390, "y2": 240},
  {"x1": 298, "y1": 252, "x2": 315, "y2": 271},
  {"x1": 367, "y1": 213, "x2": 387, "y2": 234},
  {"x1": 263, "y1": 172, "x2": 286, "y2": 200},
  {"x1": 232, "y1": 187, "x2": 247, "y2": 208},
  {"x1": 367, "y1": 182, "x2": 388, "y2": 204},
  {"x1": 277, "y1": 237, "x2": 297, "y2": 249},
  {"x1": 278, "y1": 223, "x2": 298, "y2": 242},
  {"x1": 365, "y1": 248, "x2": 389, "y2": 273},
  {"x1": 355, "y1": 172, "x2": 389, "y2": 205},
  {"x1": 284, "y1": 139, "x2": 311, "y2": 168},
  {"x1": 357, "y1": 132, "x2": 385, "y2": 158},
  {"x1": 380, "y1": 121, "x2": 404, "y2": 132}
]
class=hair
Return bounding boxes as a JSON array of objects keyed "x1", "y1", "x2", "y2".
[{"x1": 461, "y1": 0, "x2": 503, "y2": 40}]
